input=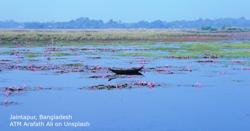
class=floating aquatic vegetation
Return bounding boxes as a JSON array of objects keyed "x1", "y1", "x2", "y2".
[
  {"x1": 134, "y1": 81, "x2": 159, "y2": 88},
  {"x1": 223, "y1": 43, "x2": 250, "y2": 49},
  {"x1": 81, "y1": 48, "x2": 116, "y2": 52},
  {"x1": 88, "y1": 56, "x2": 101, "y2": 59},
  {"x1": 146, "y1": 66, "x2": 174, "y2": 74},
  {"x1": 243, "y1": 67, "x2": 250, "y2": 71},
  {"x1": 154, "y1": 66, "x2": 173, "y2": 74},
  {"x1": 0, "y1": 61, "x2": 113, "y2": 74},
  {"x1": 88, "y1": 65, "x2": 104, "y2": 73},
  {"x1": 145, "y1": 65, "x2": 194, "y2": 75},
  {"x1": 167, "y1": 56, "x2": 191, "y2": 59},
  {"x1": 197, "y1": 59, "x2": 215, "y2": 63},
  {"x1": 178, "y1": 67, "x2": 192, "y2": 72},
  {"x1": 166, "y1": 43, "x2": 250, "y2": 58},
  {"x1": 89, "y1": 83, "x2": 130, "y2": 90},
  {"x1": 202, "y1": 52, "x2": 219, "y2": 59},
  {"x1": 192, "y1": 82, "x2": 202, "y2": 88},
  {"x1": 51, "y1": 52, "x2": 72, "y2": 57},
  {"x1": 45, "y1": 47, "x2": 61, "y2": 52},
  {"x1": 25, "y1": 53, "x2": 40, "y2": 58},
  {"x1": 4, "y1": 87, "x2": 25, "y2": 92},
  {"x1": 231, "y1": 60, "x2": 246, "y2": 65},
  {"x1": 2, "y1": 86, "x2": 53, "y2": 96},
  {"x1": 85, "y1": 80, "x2": 160, "y2": 90},
  {"x1": 0, "y1": 100, "x2": 19, "y2": 106},
  {"x1": 119, "y1": 52, "x2": 167, "y2": 58},
  {"x1": 2, "y1": 86, "x2": 26, "y2": 96},
  {"x1": 63, "y1": 63, "x2": 83, "y2": 67},
  {"x1": 232, "y1": 80, "x2": 244, "y2": 83}
]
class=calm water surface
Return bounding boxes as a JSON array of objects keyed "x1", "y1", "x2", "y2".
[{"x1": 0, "y1": 43, "x2": 250, "y2": 131}]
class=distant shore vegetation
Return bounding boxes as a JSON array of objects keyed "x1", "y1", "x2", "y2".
[
  {"x1": 1, "y1": 17, "x2": 250, "y2": 29},
  {"x1": 0, "y1": 29, "x2": 250, "y2": 44}
]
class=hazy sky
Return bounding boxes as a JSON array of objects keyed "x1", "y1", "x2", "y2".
[{"x1": 1, "y1": 0, "x2": 249, "y2": 22}]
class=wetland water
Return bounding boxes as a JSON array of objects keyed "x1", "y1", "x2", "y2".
[{"x1": 0, "y1": 42, "x2": 250, "y2": 131}]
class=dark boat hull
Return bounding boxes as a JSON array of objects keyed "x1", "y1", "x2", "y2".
[{"x1": 109, "y1": 67, "x2": 143, "y2": 75}]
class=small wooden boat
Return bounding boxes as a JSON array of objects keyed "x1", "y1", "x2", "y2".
[{"x1": 109, "y1": 66, "x2": 143, "y2": 75}]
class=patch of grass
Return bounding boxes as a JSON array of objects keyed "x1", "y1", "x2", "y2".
[
  {"x1": 116, "y1": 42, "x2": 250, "y2": 58},
  {"x1": 0, "y1": 29, "x2": 244, "y2": 45},
  {"x1": 25, "y1": 53, "x2": 37, "y2": 58},
  {"x1": 223, "y1": 43, "x2": 250, "y2": 49},
  {"x1": 169, "y1": 50, "x2": 250, "y2": 58},
  {"x1": 119, "y1": 52, "x2": 166, "y2": 57},
  {"x1": 24, "y1": 53, "x2": 41, "y2": 58},
  {"x1": 150, "y1": 47, "x2": 180, "y2": 51},
  {"x1": 167, "y1": 42, "x2": 250, "y2": 58},
  {"x1": 215, "y1": 50, "x2": 250, "y2": 58},
  {"x1": 52, "y1": 52, "x2": 71, "y2": 57},
  {"x1": 169, "y1": 51, "x2": 201, "y2": 58},
  {"x1": 59, "y1": 41, "x2": 153, "y2": 47},
  {"x1": 63, "y1": 63, "x2": 83, "y2": 67},
  {"x1": 180, "y1": 43, "x2": 221, "y2": 51}
]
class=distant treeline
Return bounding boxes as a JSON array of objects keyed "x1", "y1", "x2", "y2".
[{"x1": 1, "y1": 17, "x2": 250, "y2": 29}]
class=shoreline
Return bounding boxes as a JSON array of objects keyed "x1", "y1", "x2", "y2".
[{"x1": 1, "y1": 29, "x2": 250, "y2": 44}]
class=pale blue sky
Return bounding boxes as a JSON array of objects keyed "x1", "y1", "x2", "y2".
[{"x1": 1, "y1": 0, "x2": 249, "y2": 22}]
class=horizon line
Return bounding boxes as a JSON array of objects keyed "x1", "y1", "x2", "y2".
[{"x1": 1, "y1": 17, "x2": 248, "y2": 23}]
